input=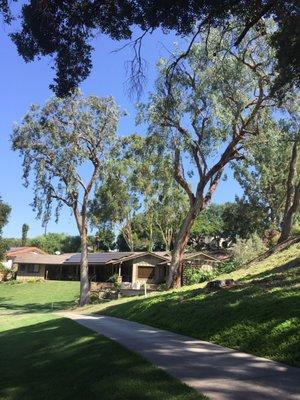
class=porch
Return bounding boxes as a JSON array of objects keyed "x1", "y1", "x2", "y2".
[{"x1": 45, "y1": 258, "x2": 166, "y2": 289}]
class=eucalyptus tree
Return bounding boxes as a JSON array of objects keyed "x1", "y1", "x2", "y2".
[
  {"x1": 91, "y1": 133, "x2": 188, "y2": 252},
  {"x1": 12, "y1": 92, "x2": 120, "y2": 305},
  {"x1": 140, "y1": 23, "x2": 276, "y2": 288},
  {"x1": 280, "y1": 128, "x2": 300, "y2": 242},
  {"x1": 234, "y1": 96, "x2": 300, "y2": 243}
]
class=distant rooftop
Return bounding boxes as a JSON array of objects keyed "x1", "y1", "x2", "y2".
[
  {"x1": 6, "y1": 246, "x2": 47, "y2": 258},
  {"x1": 14, "y1": 251, "x2": 170, "y2": 265}
]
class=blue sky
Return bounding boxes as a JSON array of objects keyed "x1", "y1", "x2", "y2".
[{"x1": 0, "y1": 25, "x2": 242, "y2": 238}]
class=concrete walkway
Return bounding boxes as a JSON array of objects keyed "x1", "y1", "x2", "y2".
[{"x1": 65, "y1": 313, "x2": 300, "y2": 400}]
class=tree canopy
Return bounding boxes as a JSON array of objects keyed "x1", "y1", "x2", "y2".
[
  {"x1": 12, "y1": 91, "x2": 120, "y2": 305},
  {"x1": 140, "y1": 21, "x2": 276, "y2": 287},
  {"x1": 90, "y1": 133, "x2": 188, "y2": 252},
  {"x1": 1, "y1": 1, "x2": 298, "y2": 96}
]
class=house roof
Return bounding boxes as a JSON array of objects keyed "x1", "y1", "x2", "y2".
[
  {"x1": 64, "y1": 252, "x2": 134, "y2": 265},
  {"x1": 64, "y1": 251, "x2": 169, "y2": 265},
  {"x1": 183, "y1": 252, "x2": 221, "y2": 262},
  {"x1": 157, "y1": 251, "x2": 225, "y2": 265},
  {"x1": 6, "y1": 246, "x2": 47, "y2": 258},
  {"x1": 14, "y1": 251, "x2": 170, "y2": 266},
  {"x1": 14, "y1": 253, "x2": 74, "y2": 265}
]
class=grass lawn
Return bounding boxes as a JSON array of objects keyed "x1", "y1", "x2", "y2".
[
  {"x1": 81, "y1": 243, "x2": 300, "y2": 367},
  {"x1": 0, "y1": 280, "x2": 79, "y2": 313},
  {"x1": 0, "y1": 313, "x2": 206, "y2": 400},
  {"x1": 0, "y1": 283, "x2": 206, "y2": 400}
]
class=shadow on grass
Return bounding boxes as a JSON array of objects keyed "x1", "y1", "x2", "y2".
[
  {"x1": 0, "y1": 298, "x2": 77, "y2": 314},
  {"x1": 97, "y1": 268, "x2": 300, "y2": 367},
  {"x1": 0, "y1": 316, "x2": 204, "y2": 400}
]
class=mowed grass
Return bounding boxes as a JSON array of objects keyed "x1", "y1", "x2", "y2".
[
  {"x1": 82, "y1": 243, "x2": 300, "y2": 367},
  {"x1": 0, "y1": 313, "x2": 206, "y2": 400},
  {"x1": 0, "y1": 280, "x2": 79, "y2": 313}
]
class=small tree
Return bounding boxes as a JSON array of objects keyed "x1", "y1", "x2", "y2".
[
  {"x1": 21, "y1": 223, "x2": 29, "y2": 246},
  {"x1": 12, "y1": 92, "x2": 120, "y2": 305},
  {"x1": 140, "y1": 23, "x2": 275, "y2": 288}
]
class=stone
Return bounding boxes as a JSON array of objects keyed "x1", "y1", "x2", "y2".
[{"x1": 206, "y1": 279, "x2": 235, "y2": 290}]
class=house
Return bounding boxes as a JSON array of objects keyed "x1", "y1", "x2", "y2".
[
  {"x1": 14, "y1": 251, "x2": 169, "y2": 288},
  {"x1": 3, "y1": 246, "x2": 46, "y2": 270},
  {"x1": 159, "y1": 251, "x2": 227, "y2": 270},
  {"x1": 13, "y1": 250, "x2": 228, "y2": 289}
]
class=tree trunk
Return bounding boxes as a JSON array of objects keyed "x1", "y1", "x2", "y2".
[
  {"x1": 79, "y1": 226, "x2": 90, "y2": 306},
  {"x1": 278, "y1": 137, "x2": 300, "y2": 244},
  {"x1": 167, "y1": 205, "x2": 200, "y2": 288},
  {"x1": 279, "y1": 183, "x2": 300, "y2": 243}
]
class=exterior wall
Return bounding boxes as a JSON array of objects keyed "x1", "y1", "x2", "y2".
[
  {"x1": 132, "y1": 255, "x2": 165, "y2": 286},
  {"x1": 16, "y1": 264, "x2": 46, "y2": 281}
]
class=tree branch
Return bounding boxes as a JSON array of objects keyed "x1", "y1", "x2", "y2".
[{"x1": 174, "y1": 148, "x2": 195, "y2": 206}]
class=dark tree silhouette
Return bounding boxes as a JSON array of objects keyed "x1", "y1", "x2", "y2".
[{"x1": 1, "y1": 0, "x2": 298, "y2": 96}]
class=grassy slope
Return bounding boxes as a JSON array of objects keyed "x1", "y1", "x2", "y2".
[
  {"x1": 0, "y1": 282, "x2": 205, "y2": 400},
  {"x1": 0, "y1": 314, "x2": 205, "y2": 400},
  {"x1": 82, "y1": 243, "x2": 300, "y2": 367}
]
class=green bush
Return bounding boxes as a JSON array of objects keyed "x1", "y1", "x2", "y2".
[
  {"x1": 291, "y1": 223, "x2": 300, "y2": 236},
  {"x1": 231, "y1": 233, "x2": 266, "y2": 266},
  {"x1": 107, "y1": 274, "x2": 121, "y2": 291},
  {"x1": 183, "y1": 267, "x2": 215, "y2": 285},
  {"x1": 216, "y1": 260, "x2": 238, "y2": 274}
]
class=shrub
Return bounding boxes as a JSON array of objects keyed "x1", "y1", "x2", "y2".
[
  {"x1": 183, "y1": 267, "x2": 215, "y2": 285},
  {"x1": 107, "y1": 274, "x2": 121, "y2": 291},
  {"x1": 216, "y1": 260, "x2": 238, "y2": 274},
  {"x1": 0, "y1": 263, "x2": 10, "y2": 281},
  {"x1": 291, "y1": 224, "x2": 300, "y2": 236},
  {"x1": 231, "y1": 233, "x2": 267, "y2": 266}
]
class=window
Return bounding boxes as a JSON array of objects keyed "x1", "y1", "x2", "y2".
[
  {"x1": 27, "y1": 264, "x2": 40, "y2": 273},
  {"x1": 19, "y1": 264, "x2": 25, "y2": 272},
  {"x1": 138, "y1": 266, "x2": 154, "y2": 279}
]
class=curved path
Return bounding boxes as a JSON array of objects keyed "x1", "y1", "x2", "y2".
[{"x1": 65, "y1": 313, "x2": 300, "y2": 400}]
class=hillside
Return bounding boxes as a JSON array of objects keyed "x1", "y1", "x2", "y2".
[{"x1": 83, "y1": 242, "x2": 300, "y2": 367}]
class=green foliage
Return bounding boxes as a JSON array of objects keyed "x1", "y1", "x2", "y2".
[
  {"x1": 183, "y1": 268, "x2": 215, "y2": 285},
  {"x1": 138, "y1": 23, "x2": 276, "y2": 275},
  {"x1": 95, "y1": 227, "x2": 116, "y2": 251},
  {"x1": 91, "y1": 133, "x2": 188, "y2": 252},
  {"x1": 0, "y1": 239, "x2": 9, "y2": 261},
  {"x1": 21, "y1": 223, "x2": 29, "y2": 246},
  {"x1": 6, "y1": 1, "x2": 298, "y2": 96},
  {"x1": 12, "y1": 91, "x2": 120, "y2": 229},
  {"x1": 222, "y1": 201, "x2": 271, "y2": 239},
  {"x1": 183, "y1": 260, "x2": 238, "y2": 285},
  {"x1": 291, "y1": 223, "x2": 300, "y2": 236},
  {"x1": 191, "y1": 204, "x2": 224, "y2": 237},
  {"x1": 107, "y1": 274, "x2": 121, "y2": 291},
  {"x1": 0, "y1": 197, "x2": 11, "y2": 236},
  {"x1": 231, "y1": 234, "x2": 267, "y2": 266},
  {"x1": 216, "y1": 260, "x2": 238, "y2": 275},
  {"x1": 233, "y1": 101, "x2": 300, "y2": 233},
  {"x1": 30, "y1": 233, "x2": 80, "y2": 254}
]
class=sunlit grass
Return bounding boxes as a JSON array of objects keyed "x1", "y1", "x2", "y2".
[{"x1": 81, "y1": 243, "x2": 300, "y2": 367}]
